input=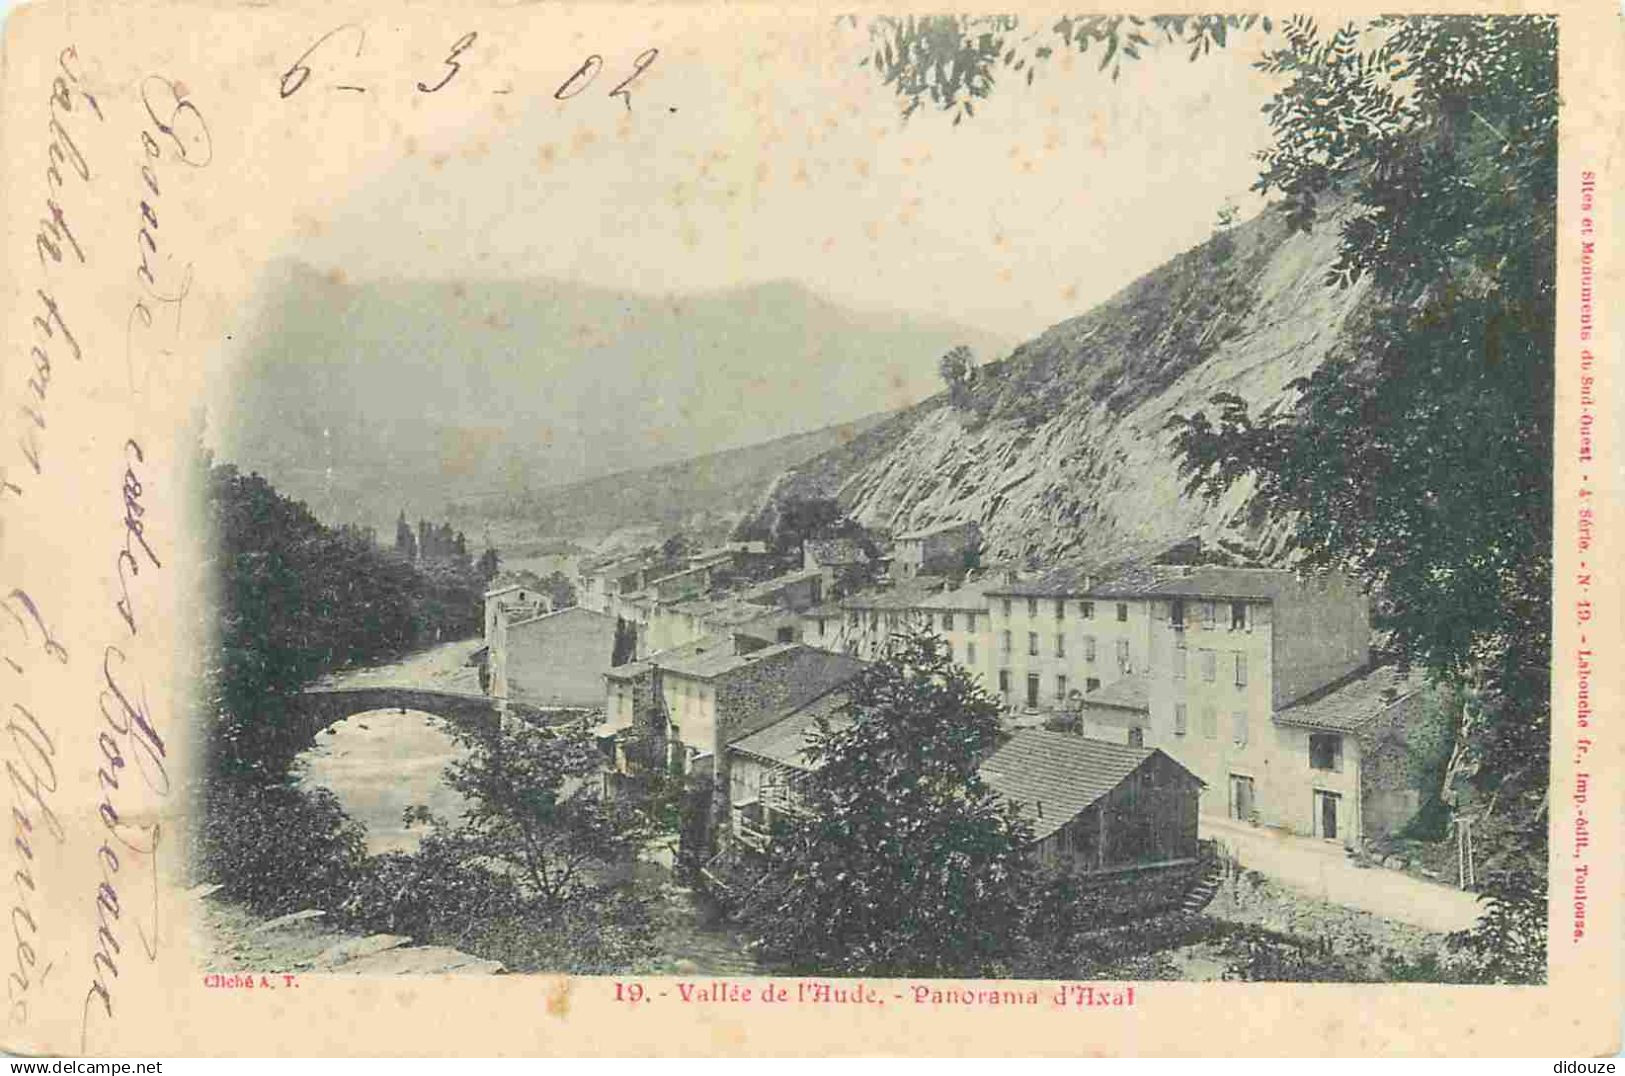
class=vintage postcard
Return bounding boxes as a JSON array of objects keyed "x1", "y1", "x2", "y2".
[{"x1": 0, "y1": 0, "x2": 1619, "y2": 1057}]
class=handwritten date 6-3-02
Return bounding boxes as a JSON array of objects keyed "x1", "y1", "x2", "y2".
[{"x1": 277, "y1": 25, "x2": 661, "y2": 110}]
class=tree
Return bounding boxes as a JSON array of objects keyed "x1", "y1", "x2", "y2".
[
  {"x1": 769, "y1": 495, "x2": 855, "y2": 556},
  {"x1": 408, "y1": 721, "x2": 650, "y2": 907},
  {"x1": 938, "y1": 344, "x2": 976, "y2": 409},
  {"x1": 611, "y1": 617, "x2": 638, "y2": 666},
  {"x1": 740, "y1": 631, "x2": 1036, "y2": 975},
  {"x1": 477, "y1": 544, "x2": 500, "y2": 582},
  {"x1": 395, "y1": 509, "x2": 417, "y2": 561},
  {"x1": 541, "y1": 570, "x2": 578, "y2": 610}
]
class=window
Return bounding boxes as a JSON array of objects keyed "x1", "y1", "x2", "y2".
[
  {"x1": 1002, "y1": 630, "x2": 1012, "y2": 654},
  {"x1": 1116, "y1": 602, "x2": 1129, "y2": 622},
  {"x1": 966, "y1": 641, "x2": 977, "y2": 664},
  {"x1": 1115, "y1": 638, "x2": 1130, "y2": 672},
  {"x1": 1234, "y1": 653, "x2": 1248, "y2": 687},
  {"x1": 1055, "y1": 634, "x2": 1066, "y2": 658},
  {"x1": 1170, "y1": 599, "x2": 1186, "y2": 628},
  {"x1": 817, "y1": 617, "x2": 826, "y2": 637},
  {"x1": 849, "y1": 611, "x2": 859, "y2": 627},
  {"x1": 1174, "y1": 703, "x2": 1188, "y2": 736},
  {"x1": 1055, "y1": 674, "x2": 1068, "y2": 702},
  {"x1": 1081, "y1": 601, "x2": 1095, "y2": 620},
  {"x1": 1201, "y1": 706, "x2": 1217, "y2": 739},
  {"x1": 1084, "y1": 635, "x2": 1097, "y2": 663},
  {"x1": 776, "y1": 626, "x2": 794, "y2": 644},
  {"x1": 966, "y1": 612, "x2": 977, "y2": 632},
  {"x1": 1231, "y1": 601, "x2": 1247, "y2": 630},
  {"x1": 1026, "y1": 673, "x2": 1040, "y2": 709},
  {"x1": 1028, "y1": 598, "x2": 1039, "y2": 618},
  {"x1": 1201, "y1": 601, "x2": 1216, "y2": 629},
  {"x1": 1055, "y1": 600, "x2": 1065, "y2": 620},
  {"x1": 1309, "y1": 733, "x2": 1344, "y2": 773},
  {"x1": 1002, "y1": 598, "x2": 1012, "y2": 618},
  {"x1": 1232, "y1": 710, "x2": 1249, "y2": 747},
  {"x1": 1173, "y1": 646, "x2": 1187, "y2": 679},
  {"x1": 870, "y1": 611, "x2": 879, "y2": 629},
  {"x1": 1028, "y1": 632, "x2": 1039, "y2": 657},
  {"x1": 943, "y1": 612, "x2": 955, "y2": 631},
  {"x1": 1128, "y1": 727, "x2": 1144, "y2": 748},
  {"x1": 1086, "y1": 676, "x2": 1101, "y2": 692},
  {"x1": 998, "y1": 669, "x2": 1011, "y2": 696},
  {"x1": 1201, "y1": 649, "x2": 1217, "y2": 682}
]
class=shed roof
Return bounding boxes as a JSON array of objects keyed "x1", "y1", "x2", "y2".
[
  {"x1": 978, "y1": 732, "x2": 1193, "y2": 840},
  {"x1": 729, "y1": 687, "x2": 855, "y2": 769},
  {"x1": 1081, "y1": 672, "x2": 1150, "y2": 713},
  {"x1": 1274, "y1": 665, "x2": 1425, "y2": 734}
]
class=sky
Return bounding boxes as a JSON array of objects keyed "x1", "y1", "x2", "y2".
[{"x1": 282, "y1": 15, "x2": 1283, "y2": 341}]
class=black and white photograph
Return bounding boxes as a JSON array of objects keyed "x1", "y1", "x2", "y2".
[{"x1": 190, "y1": 12, "x2": 1555, "y2": 987}]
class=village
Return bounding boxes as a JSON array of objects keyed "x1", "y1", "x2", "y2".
[{"x1": 470, "y1": 514, "x2": 1478, "y2": 933}]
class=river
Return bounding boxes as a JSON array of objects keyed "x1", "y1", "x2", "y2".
[{"x1": 295, "y1": 709, "x2": 471, "y2": 855}]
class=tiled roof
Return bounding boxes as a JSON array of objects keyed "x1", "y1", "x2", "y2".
[
  {"x1": 797, "y1": 602, "x2": 847, "y2": 619},
  {"x1": 1085, "y1": 562, "x2": 1192, "y2": 598},
  {"x1": 740, "y1": 567, "x2": 824, "y2": 601},
  {"x1": 603, "y1": 634, "x2": 729, "y2": 680},
  {"x1": 656, "y1": 641, "x2": 804, "y2": 681},
  {"x1": 1145, "y1": 566, "x2": 1312, "y2": 603},
  {"x1": 841, "y1": 581, "x2": 945, "y2": 611},
  {"x1": 983, "y1": 564, "x2": 1103, "y2": 598},
  {"x1": 919, "y1": 580, "x2": 1000, "y2": 610},
  {"x1": 1274, "y1": 665, "x2": 1425, "y2": 734},
  {"x1": 1082, "y1": 673, "x2": 1149, "y2": 713},
  {"x1": 729, "y1": 688, "x2": 855, "y2": 769},
  {"x1": 977, "y1": 732, "x2": 1161, "y2": 840}
]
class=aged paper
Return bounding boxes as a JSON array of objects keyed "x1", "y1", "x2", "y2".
[{"x1": 0, "y1": 0, "x2": 1619, "y2": 1057}]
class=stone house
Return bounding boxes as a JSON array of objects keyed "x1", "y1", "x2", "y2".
[
  {"x1": 488, "y1": 605, "x2": 619, "y2": 710},
  {"x1": 892, "y1": 519, "x2": 982, "y2": 580},
  {"x1": 603, "y1": 640, "x2": 864, "y2": 838},
  {"x1": 483, "y1": 580, "x2": 550, "y2": 643},
  {"x1": 1271, "y1": 665, "x2": 1452, "y2": 845}
]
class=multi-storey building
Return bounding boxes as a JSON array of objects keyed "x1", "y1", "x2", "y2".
[
  {"x1": 982, "y1": 564, "x2": 1182, "y2": 714},
  {"x1": 1129, "y1": 566, "x2": 1372, "y2": 841},
  {"x1": 915, "y1": 580, "x2": 998, "y2": 689}
]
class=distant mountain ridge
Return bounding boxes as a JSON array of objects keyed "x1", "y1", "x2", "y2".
[
  {"x1": 217, "y1": 263, "x2": 1012, "y2": 532},
  {"x1": 448, "y1": 412, "x2": 893, "y2": 545},
  {"x1": 756, "y1": 199, "x2": 1373, "y2": 568}
]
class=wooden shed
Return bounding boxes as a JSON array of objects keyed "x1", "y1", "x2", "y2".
[{"x1": 979, "y1": 731, "x2": 1204, "y2": 873}]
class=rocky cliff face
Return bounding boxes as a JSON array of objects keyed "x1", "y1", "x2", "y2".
[{"x1": 768, "y1": 201, "x2": 1371, "y2": 568}]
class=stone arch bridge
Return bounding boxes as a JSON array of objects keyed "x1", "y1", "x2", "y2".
[{"x1": 287, "y1": 686, "x2": 567, "y2": 745}]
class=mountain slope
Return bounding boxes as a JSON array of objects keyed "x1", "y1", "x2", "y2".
[
  {"x1": 448, "y1": 412, "x2": 894, "y2": 545},
  {"x1": 765, "y1": 201, "x2": 1371, "y2": 566},
  {"x1": 216, "y1": 264, "x2": 1012, "y2": 531}
]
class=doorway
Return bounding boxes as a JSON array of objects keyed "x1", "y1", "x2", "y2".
[
  {"x1": 1229, "y1": 774, "x2": 1255, "y2": 823},
  {"x1": 1315, "y1": 790, "x2": 1341, "y2": 840},
  {"x1": 1025, "y1": 673, "x2": 1040, "y2": 710}
]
